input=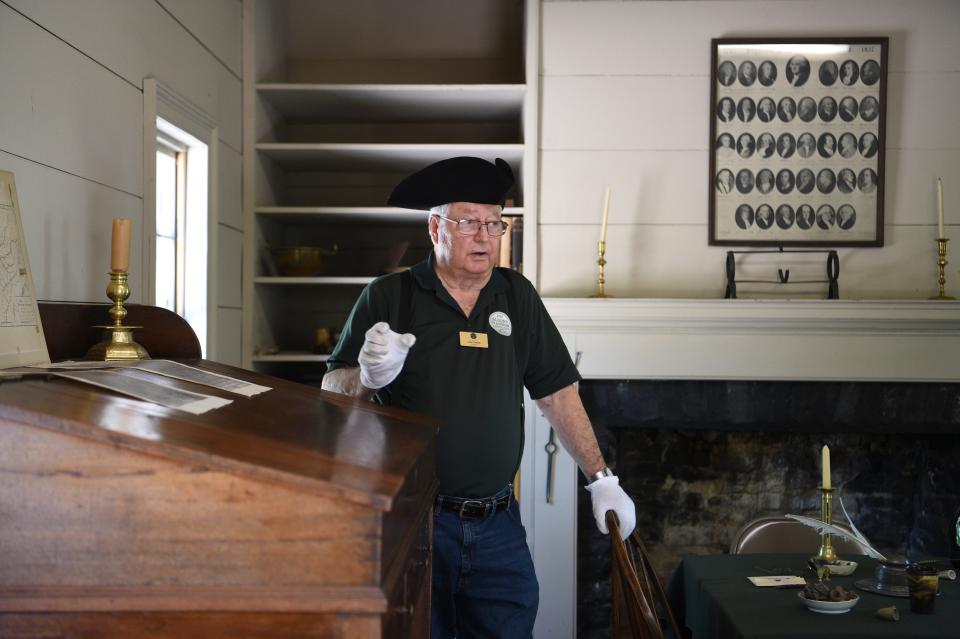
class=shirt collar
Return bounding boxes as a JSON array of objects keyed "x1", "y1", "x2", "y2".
[{"x1": 411, "y1": 251, "x2": 509, "y2": 296}]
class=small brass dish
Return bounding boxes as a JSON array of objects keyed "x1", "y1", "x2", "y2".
[{"x1": 270, "y1": 245, "x2": 338, "y2": 277}]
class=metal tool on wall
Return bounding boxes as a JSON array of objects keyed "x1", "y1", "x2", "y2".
[{"x1": 545, "y1": 351, "x2": 583, "y2": 504}]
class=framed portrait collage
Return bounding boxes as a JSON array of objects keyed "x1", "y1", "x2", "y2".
[{"x1": 709, "y1": 38, "x2": 888, "y2": 246}]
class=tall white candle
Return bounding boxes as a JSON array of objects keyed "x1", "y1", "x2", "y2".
[
  {"x1": 600, "y1": 186, "x2": 611, "y2": 244},
  {"x1": 938, "y1": 177, "x2": 945, "y2": 238},
  {"x1": 821, "y1": 445, "x2": 831, "y2": 490}
]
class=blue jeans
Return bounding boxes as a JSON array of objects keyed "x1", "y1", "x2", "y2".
[{"x1": 431, "y1": 485, "x2": 539, "y2": 638}]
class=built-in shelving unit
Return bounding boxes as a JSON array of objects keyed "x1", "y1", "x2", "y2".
[{"x1": 242, "y1": 0, "x2": 538, "y2": 384}]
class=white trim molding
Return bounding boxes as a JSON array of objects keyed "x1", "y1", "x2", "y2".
[{"x1": 143, "y1": 77, "x2": 220, "y2": 358}]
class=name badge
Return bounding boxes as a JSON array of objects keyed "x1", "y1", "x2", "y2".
[{"x1": 459, "y1": 331, "x2": 489, "y2": 348}]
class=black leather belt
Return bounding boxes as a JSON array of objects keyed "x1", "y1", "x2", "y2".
[{"x1": 436, "y1": 489, "x2": 512, "y2": 519}]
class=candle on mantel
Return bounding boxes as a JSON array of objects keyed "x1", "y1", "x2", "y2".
[
  {"x1": 821, "y1": 445, "x2": 831, "y2": 490},
  {"x1": 938, "y1": 177, "x2": 945, "y2": 238},
  {"x1": 111, "y1": 218, "x2": 131, "y2": 272},
  {"x1": 600, "y1": 186, "x2": 611, "y2": 244}
]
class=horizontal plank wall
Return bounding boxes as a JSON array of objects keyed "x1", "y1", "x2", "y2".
[
  {"x1": 0, "y1": 0, "x2": 243, "y2": 364},
  {"x1": 539, "y1": 0, "x2": 960, "y2": 299}
]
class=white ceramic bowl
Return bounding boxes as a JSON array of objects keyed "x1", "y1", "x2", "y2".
[
  {"x1": 824, "y1": 560, "x2": 858, "y2": 576},
  {"x1": 799, "y1": 592, "x2": 860, "y2": 614}
]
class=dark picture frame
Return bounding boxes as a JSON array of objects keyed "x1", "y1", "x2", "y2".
[{"x1": 709, "y1": 38, "x2": 888, "y2": 246}]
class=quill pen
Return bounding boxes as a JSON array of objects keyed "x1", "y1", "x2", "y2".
[
  {"x1": 836, "y1": 495, "x2": 887, "y2": 562},
  {"x1": 785, "y1": 513, "x2": 887, "y2": 560}
]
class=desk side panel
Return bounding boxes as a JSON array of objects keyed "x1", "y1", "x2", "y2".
[{"x1": 0, "y1": 419, "x2": 378, "y2": 591}]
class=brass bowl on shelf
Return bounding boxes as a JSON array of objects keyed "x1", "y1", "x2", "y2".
[{"x1": 269, "y1": 245, "x2": 338, "y2": 277}]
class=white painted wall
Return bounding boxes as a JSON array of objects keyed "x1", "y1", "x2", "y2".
[
  {"x1": 539, "y1": 0, "x2": 960, "y2": 300},
  {"x1": 0, "y1": 0, "x2": 243, "y2": 365}
]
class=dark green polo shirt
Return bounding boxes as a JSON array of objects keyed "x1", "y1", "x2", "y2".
[{"x1": 326, "y1": 253, "x2": 581, "y2": 497}]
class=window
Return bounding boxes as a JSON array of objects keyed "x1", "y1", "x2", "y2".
[{"x1": 153, "y1": 117, "x2": 209, "y2": 356}]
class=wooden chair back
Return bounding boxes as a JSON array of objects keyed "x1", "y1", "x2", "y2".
[{"x1": 607, "y1": 511, "x2": 683, "y2": 639}]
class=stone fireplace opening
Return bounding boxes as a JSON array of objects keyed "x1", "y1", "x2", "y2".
[{"x1": 575, "y1": 379, "x2": 960, "y2": 639}]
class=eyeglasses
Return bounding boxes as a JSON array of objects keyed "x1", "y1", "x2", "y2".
[{"x1": 433, "y1": 214, "x2": 509, "y2": 237}]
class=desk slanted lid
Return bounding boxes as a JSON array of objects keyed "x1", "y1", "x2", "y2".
[{"x1": 0, "y1": 360, "x2": 437, "y2": 511}]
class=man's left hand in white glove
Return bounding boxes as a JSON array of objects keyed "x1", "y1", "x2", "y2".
[{"x1": 585, "y1": 473, "x2": 636, "y2": 540}]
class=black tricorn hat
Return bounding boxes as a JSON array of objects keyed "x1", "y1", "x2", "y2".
[{"x1": 387, "y1": 157, "x2": 514, "y2": 210}]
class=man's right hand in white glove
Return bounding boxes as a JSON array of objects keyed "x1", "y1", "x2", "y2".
[{"x1": 358, "y1": 322, "x2": 416, "y2": 390}]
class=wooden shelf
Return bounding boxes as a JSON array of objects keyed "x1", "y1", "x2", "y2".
[
  {"x1": 257, "y1": 83, "x2": 525, "y2": 122},
  {"x1": 255, "y1": 206, "x2": 522, "y2": 224},
  {"x1": 254, "y1": 276, "x2": 375, "y2": 285},
  {"x1": 255, "y1": 143, "x2": 523, "y2": 171},
  {"x1": 253, "y1": 352, "x2": 331, "y2": 363}
]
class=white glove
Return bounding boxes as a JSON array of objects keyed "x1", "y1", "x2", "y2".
[
  {"x1": 358, "y1": 322, "x2": 416, "y2": 390},
  {"x1": 585, "y1": 474, "x2": 636, "y2": 540}
]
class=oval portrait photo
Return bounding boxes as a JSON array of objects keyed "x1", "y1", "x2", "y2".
[
  {"x1": 818, "y1": 60, "x2": 838, "y2": 86},
  {"x1": 757, "y1": 97, "x2": 776, "y2": 123},
  {"x1": 838, "y1": 132, "x2": 858, "y2": 159},
  {"x1": 735, "y1": 169, "x2": 754, "y2": 194},
  {"x1": 818, "y1": 96, "x2": 837, "y2": 122},
  {"x1": 715, "y1": 169, "x2": 735, "y2": 194},
  {"x1": 861, "y1": 59, "x2": 881, "y2": 86},
  {"x1": 735, "y1": 203, "x2": 755, "y2": 229},
  {"x1": 839, "y1": 96, "x2": 859, "y2": 122},
  {"x1": 718, "y1": 60, "x2": 737, "y2": 86},
  {"x1": 798, "y1": 97, "x2": 817, "y2": 122},
  {"x1": 757, "y1": 133, "x2": 775, "y2": 159},
  {"x1": 758, "y1": 60, "x2": 777, "y2": 86},
  {"x1": 737, "y1": 133, "x2": 756, "y2": 159},
  {"x1": 796, "y1": 204, "x2": 815, "y2": 230},
  {"x1": 778, "y1": 96, "x2": 797, "y2": 122},
  {"x1": 786, "y1": 55, "x2": 810, "y2": 87},
  {"x1": 860, "y1": 96, "x2": 879, "y2": 122},
  {"x1": 776, "y1": 169, "x2": 795, "y2": 194},
  {"x1": 796, "y1": 168, "x2": 815, "y2": 194},
  {"x1": 837, "y1": 204, "x2": 857, "y2": 230},
  {"x1": 859, "y1": 132, "x2": 879, "y2": 158},
  {"x1": 739, "y1": 60, "x2": 757, "y2": 86},
  {"x1": 837, "y1": 168, "x2": 857, "y2": 194},
  {"x1": 797, "y1": 133, "x2": 816, "y2": 159},
  {"x1": 756, "y1": 204, "x2": 774, "y2": 229},
  {"x1": 817, "y1": 132, "x2": 837, "y2": 158},
  {"x1": 756, "y1": 169, "x2": 775, "y2": 194},
  {"x1": 817, "y1": 204, "x2": 836, "y2": 229},
  {"x1": 776, "y1": 205, "x2": 795, "y2": 230},
  {"x1": 737, "y1": 97, "x2": 756, "y2": 123},
  {"x1": 817, "y1": 168, "x2": 837, "y2": 194},
  {"x1": 716, "y1": 97, "x2": 736, "y2": 122},
  {"x1": 839, "y1": 59, "x2": 859, "y2": 86}
]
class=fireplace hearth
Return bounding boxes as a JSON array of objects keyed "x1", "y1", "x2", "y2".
[{"x1": 575, "y1": 379, "x2": 960, "y2": 639}]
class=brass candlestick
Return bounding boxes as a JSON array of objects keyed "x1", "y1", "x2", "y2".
[
  {"x1": 815, "y1": 487, "x2": 839, "y2": 562},
  {"x1": 929, "y1": 238, "x2": 956, "y2": 300},
  {"x1": 589, "y1": 240, "x2": 612, "y2": 298},
  {"x1": 84, "y1": 270, "x2": 150, "y2": 361}
]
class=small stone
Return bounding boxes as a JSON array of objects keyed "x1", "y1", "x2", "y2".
[{"x1": 875, "y1": 606, "x2": 900, "y2": 621}]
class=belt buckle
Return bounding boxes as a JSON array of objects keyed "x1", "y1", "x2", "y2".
[{"x1": 458, "y1": 499, "x2": 485, "y2": 518}]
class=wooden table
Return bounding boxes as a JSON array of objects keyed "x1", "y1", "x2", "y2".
[{"x1": 668, "y1": 554, "x2": 959, "y2": 639}]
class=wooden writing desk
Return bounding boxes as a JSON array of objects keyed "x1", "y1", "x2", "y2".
[{"x1": 0, "y1": 303, "x2": 438, "y2": 638}]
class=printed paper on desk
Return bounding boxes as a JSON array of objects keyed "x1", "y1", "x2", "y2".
[{"x1": 747, "y1": 576, "x2": 807, "y2": 587}]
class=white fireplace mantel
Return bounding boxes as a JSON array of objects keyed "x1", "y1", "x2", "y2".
[
  {"x1": 523, "y1": 298, "x2": 960, "y2": 639},
  {"x1": 543, "y1": 297, "x2": 960, "y2": 382}
]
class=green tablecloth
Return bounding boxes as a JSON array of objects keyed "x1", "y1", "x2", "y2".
[{"x1": 667, "y1": 554, "x2": 958, "y2": 639}]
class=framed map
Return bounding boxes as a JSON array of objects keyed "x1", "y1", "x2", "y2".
[
  {"x1": 0, "y1": 170, "x2": 49, "y2": 368},
  {"x1": 709, "y1": 38, "x2": 888, "y2": 247}
]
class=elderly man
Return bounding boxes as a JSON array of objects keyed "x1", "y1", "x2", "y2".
[{"x1": 323, "y1": 157, "x2": 636, "y2": 639}]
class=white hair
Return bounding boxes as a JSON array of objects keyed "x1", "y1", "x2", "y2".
[{"x1": 430, "y1": 203, "x2": 451, "y2": 219}]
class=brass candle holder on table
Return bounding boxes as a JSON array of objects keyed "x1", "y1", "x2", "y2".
[
  {"x1": 815, "y1": 487, "x2": 838, "y2": 562},
  {"x1": 589, "y1": 240, "x2": 612, "y2": 298},
  {"x1": 84, "y1": 269, "x2": 150, "y2": 361},
  {"x1": 929, "y1": 238, "x2": 955, "y2": 300}
]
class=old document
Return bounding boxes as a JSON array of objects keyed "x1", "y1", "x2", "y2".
[{"x1": 54, "y1": 368, "x2": 231, "y2": 415}]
